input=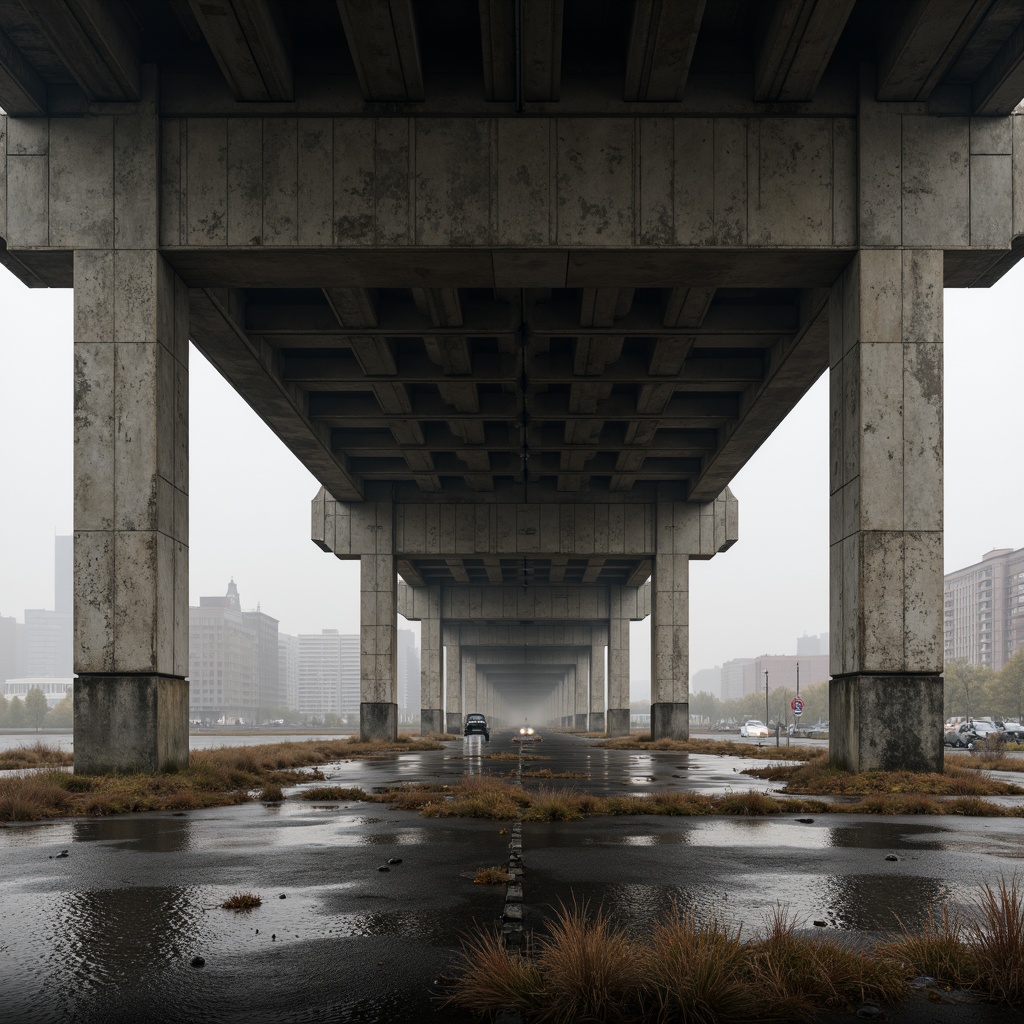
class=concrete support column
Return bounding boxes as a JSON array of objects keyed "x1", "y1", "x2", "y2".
[
  {"x1": 360, "y1": 551, "x2": 397, "y2": 740},
  {"x1": 607, "y1": 586, "x2": 631, "y2": 736},
  {"x1": 829, "y1": 249, "x2": 944, "y2": 772},
  {"x1": 419, "y1": 585, "x2": 443, "y2": 735},
  {"x1": 463, "y1": 649, "x2": 478, "y2": 715},
  {"x1": 445, "y1": 635, "x2": 462, "y2": 734},
  {"x1": 73, "y1": 249, "x2": 190, "y2": 774},
  {"x1": 589, "y1": 642, "x2": 606, "y2": 733},
  {"x1": 573, "y1": 654, "x2": 588, "y2": 731},
  {"x1": 651, "y1": 531, "x2": 690, "y2": 739}
]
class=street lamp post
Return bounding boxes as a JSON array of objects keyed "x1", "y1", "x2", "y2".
[{"x1": 764, "y1": 669, "x2": 769, "y2": 734}]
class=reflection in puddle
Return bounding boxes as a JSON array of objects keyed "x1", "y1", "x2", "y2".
[
  {"x1": 817, "y1": 873, "x2": 964, "y2": 932},
  {"x1": 73, "y1": 817, "x2": 194, "y2": 854},
  {"x1": 826, "y1": 821, "x2": 948, "y2": 851}
]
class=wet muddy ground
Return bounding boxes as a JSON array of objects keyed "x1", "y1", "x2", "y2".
[{"x1": 2, "y1": 731, "x2": 1023, "y2": 1022}]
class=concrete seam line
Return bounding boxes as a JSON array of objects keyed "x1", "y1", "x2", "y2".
[{"x1": 501, "y1": 745, "x2": 525, "y2": 951}]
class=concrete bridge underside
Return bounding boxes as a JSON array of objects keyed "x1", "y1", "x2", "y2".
[{"x1": 1, "y1": 2, "x2": 1023, "y2": 773}]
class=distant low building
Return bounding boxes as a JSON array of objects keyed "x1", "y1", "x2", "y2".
[{"x1": 3, "y1": 678, "x2": 73, "y2": 707}]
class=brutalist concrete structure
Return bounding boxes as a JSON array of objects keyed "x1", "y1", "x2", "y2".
[{"x1": 2, "y1": 4, "x2": 1024, "y2": 772}]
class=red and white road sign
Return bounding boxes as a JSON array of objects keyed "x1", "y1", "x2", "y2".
[{"x1": 791, "y1": 697, "x2": 804, "y2": 715}]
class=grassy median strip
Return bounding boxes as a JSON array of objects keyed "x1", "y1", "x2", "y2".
[
  {"x1": 0, "y1": 737, "x2": 442, "y2": 822},
  {"x1": 0, "y1": 741, "x2": 74, "y2": 771},
  {"x1": 449, "y1": 878, "x2": 1024, "y2": 1019},
  {"x1": 598, "y1": 735, "x2": 823, "y2": 760}
]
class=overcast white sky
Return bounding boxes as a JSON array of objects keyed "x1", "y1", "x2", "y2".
[{"x1": 1, "y1": 263, "x2": 1021, "y2": 697}]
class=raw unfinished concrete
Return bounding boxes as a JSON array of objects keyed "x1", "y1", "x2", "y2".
[{"x1": 1, "y1": 4, "x2": 1022, "y2": 769}]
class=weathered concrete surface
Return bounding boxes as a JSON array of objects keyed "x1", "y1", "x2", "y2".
[
  {"x1": 420, "y1": 709, "x2": 443, "y2": 736},
  {"x1": 606, "y1": 708, "x2": 630, "y2": 737},
  {"x1": 829, "y1": 248, "x2": 944, "y2": 772},
  {"x1": 360, "y1": 701, "x2": 397, "y2": 742},
  {"x1": 74, "y1": 674, "x2": 188, "y2": 774},
  {"x1": 651, "y1": 701, "x2": 690, "y2": 742},
  {"x1": 830, "y1": 674, "x2": 944, "y2": 772}
]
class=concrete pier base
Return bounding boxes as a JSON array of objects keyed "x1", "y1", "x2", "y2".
[
  {"x1": 589, "y1": 712, "x2": 605, "y2": 733},
  {"x1": 606, "y1": 709, "x2": 630, "y2": 736},
  {"x1": 74, "y1": 675, "x2": 189, "y2": 775},
  {"x1": 420, "y1": 709, "x2": 444, "y2": 736},
  {"x1": 651, "y1": 702, "x2": 689, "y2": 740},
  {"x1": 573, "y1": 713, "x2": 588, "y2": 731},
  {"x1": 446, "y1": 713, "x2": 463, "y2": 734},
  {"x1": 830, "y1": 675, "x2": 943, "y2": 773},
  {"x1": 360, "y1": 702, "x2": 397, "y2": 741}
]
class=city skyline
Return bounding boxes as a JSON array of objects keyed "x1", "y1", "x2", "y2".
[{"x1": 2, "y1": 264, "x2": 1023, "y2": 694}]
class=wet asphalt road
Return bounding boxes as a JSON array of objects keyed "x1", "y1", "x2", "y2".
[{"x1": 2, "y1": 731, "x2": 1024, "y2": 1023}]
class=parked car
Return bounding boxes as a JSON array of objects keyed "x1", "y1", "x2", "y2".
[
  {"x1": 739, "y1": 720, "x2": 769, "y2": 738},
  {"x1": 944, "y1": 720, "x2": 1003, "y2": 748},
  {"x1": 999, "y1": 721, "x2": 1024, "y2": 742},
  {"x1": 464, "y1": 713, "x2": 490, "y2": 741}
]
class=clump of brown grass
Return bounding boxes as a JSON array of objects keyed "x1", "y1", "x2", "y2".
[
  {"x1": 716, "y1": 790, "x2": 788, "y2": 816},
  {"x1": 777, "y1": 760, "x2": 1023, "y2": 798},
  {"x1": 0, "y1": 772, "x2": 75, "y2": 821},
  {"x1": 298, "y1": 785, "x2": 366, "y2": 802},
  {"x1": 878, "y1": 907, "x2": 978, "y2": 989},
  {"x1": 640, "y1": 908, "x2": 757, "y2": 1023},
  {"x1": 448, "y1": 928, "x2": 544, "y2": 1017},
  {"x1": 521, "y1": 768, "x2": 588, "y2": 779},
  {"x1": 260, "y1": 782, "x2": 284, "y2": 802},
  {"x1": 221, "y1": 891, "x2": 262, "y2": 911},
  {"x1": 472, "y1": 866, "x2": 511, "y2": 885},
  {"x1": 420, "y1": 777, "x2": 531, "y2": 820},
  {"x1": 748, "y1": 905, "x2": 904, "y2": 1018},
  {"x1": 0, "y1": 742, "x2": 73, "y2": 770},
  {"x1": 971, "y1": 877, "x2": 1024, "y2": 1004},
  {"x1": 533, "y1": 901, "x2": 643, "y2": 1024},
  {"x1": 425, "y1": 732, "x2": 460, "y2": 741}
]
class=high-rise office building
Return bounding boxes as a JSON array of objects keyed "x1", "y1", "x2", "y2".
[
  {"x1": 188, "y1": 580, "x2": 279, "y2": 723},
  {"x1": 278, "y1": 633, "x2": 299, "y2": 712},
  {"x1": 22, "y1": 608, "x2": 72, "y2": 678},
  {"x1": 0, "y1": 615, "x2": 18, "y2": 683},
  {"x1": 396, "y1": 628, "x2": 420, "y2": 723},
  {"x1": 944, "y1": 548, "x2": 1024, "y2": 670},
  {"x1": 298, "y1": 629, "x2": 344, "y2": 718}
]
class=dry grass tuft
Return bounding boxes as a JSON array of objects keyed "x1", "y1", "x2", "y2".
[
  {"x1": 776, "y1": 760, "x2": 1023, "y2": 798},
  {"x1": 747, "y1": 905, "x2": 905, "y2": 1018},
  {"x1": 472, "y1": 866, "x2": 511, "y2": 885},
  {"x1": 641, "y1": 908, "x2": 757, "y2": 1023},
  {"x1": 221, "y1": 891, "x2": 262, "y2": 911},
  {"x1": 298, "y1": 785, "x2": 367, "y2": 802},
  {"x1": 0, "y1": 742, "x2": 73, "y2": 770},
  {"x1": 716, "y1": 790, "x2": 788, "y2": 816},
  {"x1": 449, "y1": 928, "x2": 544, "y2": 1016},
  {"x1": 971, "y1": 876, "x2": 1024, "y2": 1004},
  {"x1": 260, "y1": 782, "x2": 284, "y2": 802},
  {"x1": 534, "y1": 901, "x2": 643, "y2": 1024},
  {"x1": 878, "y1": 907, "x2": 978, "y2": 989}
]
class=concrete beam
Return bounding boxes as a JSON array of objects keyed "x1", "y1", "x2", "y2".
[
  {"x1": 26, "y1": 0, "x2": 140, "y2": 101},
  {"x1": 973, "y1": 18, "x2": 1024, "y2": 115},
  {"x1": 190, "y1": 289, "x2": 364, "y2": 502},
  {"x1": 755, "y1": 0, "x2": 855, "y2": 102},
  {"x1": 878, "y1": 0, "x2": 992, "y2": 102},
  {"x1": 0, "y1": 23, "x2": 47, "y2": 116},
  {"x1": 336, "y1": 0, "x2": 423, "y2": 101},
  {"x1": 189, "y1": 0, "x2": 293, "y2": 101},
  {"x1": 625, "y1": 0, "x2": 704, "y2": 102}
]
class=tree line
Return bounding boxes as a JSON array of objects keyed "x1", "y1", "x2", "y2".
[
  {"x1": 0, "y1": 690, "x2": 72, "y2": 729},
  {"x1": 688, "y1": 649, "x2": 1024, "y2": 729}
]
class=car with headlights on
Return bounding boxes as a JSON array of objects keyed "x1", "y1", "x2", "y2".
[{"x1": 739, "y1": 720, "x2": 769, "y2": 738}]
